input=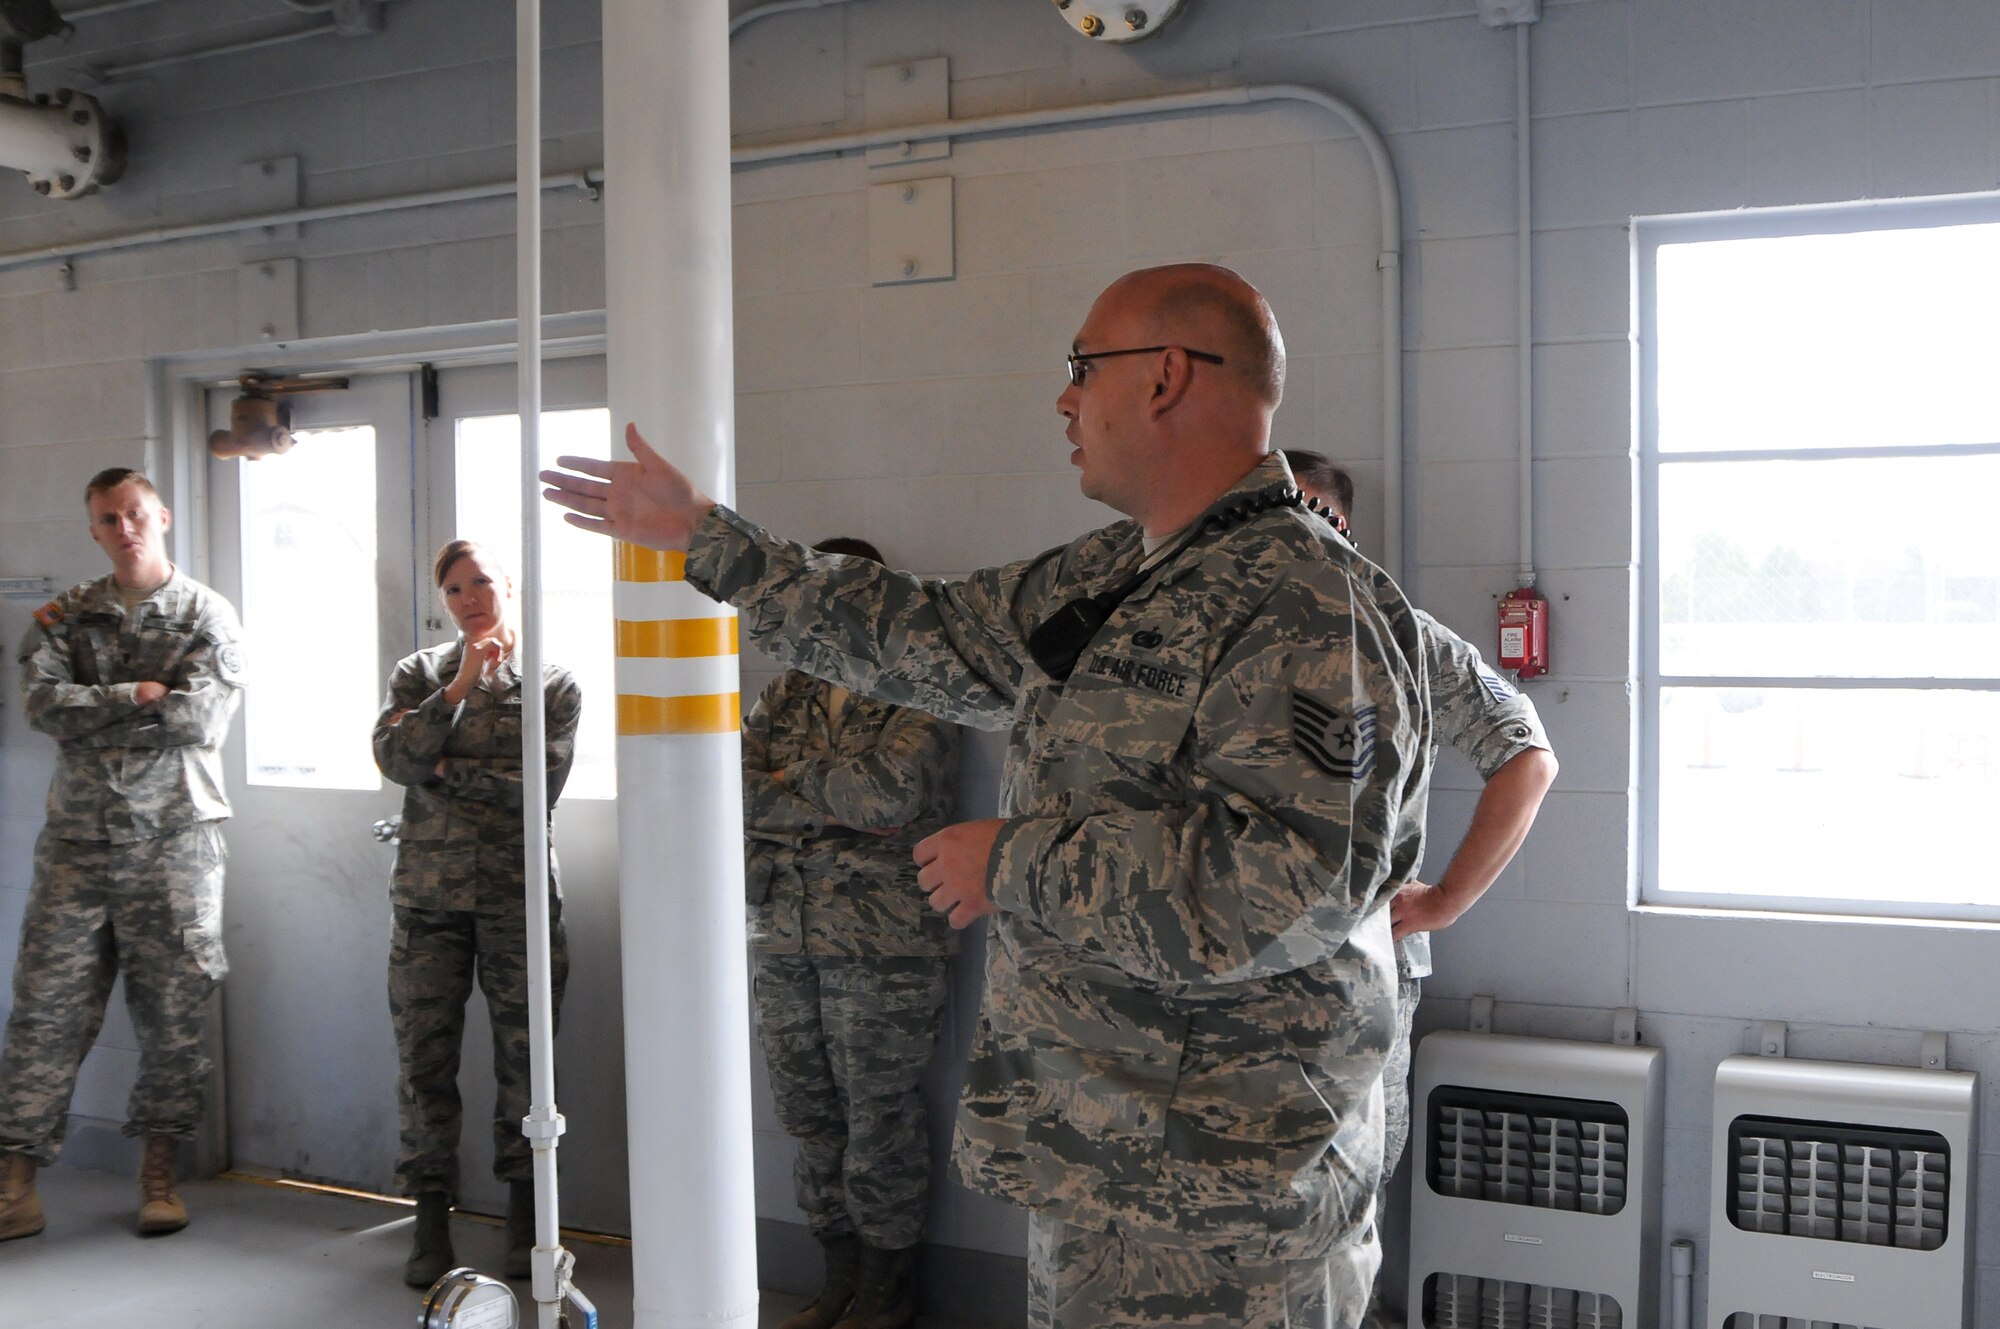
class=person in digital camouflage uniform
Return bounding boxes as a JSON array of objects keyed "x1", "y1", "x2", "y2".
[
  {"x1": 0, "y1": 467, "x2": 245, "y2": 1243},
  {"x1": 373, "y1": 539, "x2": 581, "y2": 1287},
  {"x1": 543, "y1": 264, "x2": 1435, "y2": 1329},
  {"x1": 1286, "y1": 451, "x2": 1558, "y2": 1329},
  {"x1": 744, "y1": 536, "x2": 960, "y2": 1329}
]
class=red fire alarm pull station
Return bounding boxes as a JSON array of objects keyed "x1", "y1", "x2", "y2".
[{"x1": 1497, "y1": 586, "x2": 1550, "y2": 679}]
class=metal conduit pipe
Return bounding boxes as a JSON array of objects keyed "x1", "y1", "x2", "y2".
[
  {"x1": 0, "y1": 84, "x2": 1407, "y2": 573},
  {"x1": 97, "y1": 19, "x2": 338, "y2": 79},
  {"x1": 729, "y1": 0, "x2": 859, "y2": 37},
  {"x1": 0, "y1": 169, "x2": 600, "y2": 271},
  {"x1": 62, "y1": 0, "x2": 170, "y2": 18},
  {"x1": 1515, "y1": 21, "x2": 1536, "y2": 589},
  {"x1": 730, "y1": 83, "x2": 1407, "y2": 577}
]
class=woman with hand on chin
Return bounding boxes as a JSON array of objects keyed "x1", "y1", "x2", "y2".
[{"x1": 371, "y1": 539, "x2": 582, "y2": 1288}]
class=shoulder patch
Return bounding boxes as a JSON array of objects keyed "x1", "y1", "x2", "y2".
[
  {"x1": 1476, "y1": 665, "x2": 1516, "y2": 703},
  {"x1": 32, "y1": 601, "x2": 64, "y2": 630},
  {"x1": 1294, "y1": 692, "x2": 1377, "y2": 780},
  {"x1": 214, "y1": 641, "x2": 247, "y2": 685}
]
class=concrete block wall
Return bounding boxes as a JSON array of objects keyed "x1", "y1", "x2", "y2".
[{"x1": 0, "y1": 0, "x2": 1997, "y2": 1321}]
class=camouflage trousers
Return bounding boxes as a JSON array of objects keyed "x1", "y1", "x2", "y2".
[
  {"x1": 1364, "y1": 977, "x2": 1421, "y2": 1327},
  {"x1": 752, "y1": 953, "x2": 950, "y2": 1250},
  {"x1": 1027, "y1": 1213, "x2": 1381, "y2": 1329},
  {"x1": 0, "y1": 825, "x2": 228, "y2": 1166},
  {"x1": 389, "y1": 902, "x2": 568, "y2": 1196}
]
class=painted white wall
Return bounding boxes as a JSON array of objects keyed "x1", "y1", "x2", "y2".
[{"x1": 2, "y1": 0, "x2": 1998, "y2": 1320}]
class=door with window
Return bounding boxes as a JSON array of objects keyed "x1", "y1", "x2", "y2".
[{"x1": 206, "y1": 358, "x2": 629, "y2": 1230}]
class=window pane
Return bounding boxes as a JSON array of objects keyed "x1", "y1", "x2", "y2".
[
  {"x1": 1657, "y1": 686, "x2": 2000, "y2": 907},
  {"x1": 238, "y1": 426, "x2": 382, "y2": 790},
  {"x1": 454, "y1": 409, "x2": 616, "y2": 800},
  {"x1": 1658, "y1": 455, "x2": 2000, "y2": 678},
  {"x1": 1657, "y1": 223, "x2": 2000, "y2": 453}
]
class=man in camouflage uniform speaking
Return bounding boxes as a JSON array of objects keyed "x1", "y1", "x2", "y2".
[
  {"x1": 544, "y1": 265, "x2": 1434, "y2": 1329},
  {"x1": 1284, "y1": 452, "x2": 1558, "y2": 1328},
  {"x1": 741, "y1": 535, "x2": 960, "y2": 1329},
  {"x1": 1, "y1": 468, "x2": 246, "y2": 1243}
]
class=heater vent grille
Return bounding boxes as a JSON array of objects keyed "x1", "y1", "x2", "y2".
[
  {"x1": 1423, "y1": 1273, "x2": 1623, "y2": 1329},
  {"x1": 1427, "y1": 1085, "x2": 1629, "y2": 1215},
  {"x1": 1727, "y1": 1114, "x2": 1949, "y2": 1249}
]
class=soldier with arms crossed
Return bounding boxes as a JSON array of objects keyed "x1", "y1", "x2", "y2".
[
  {"x1": 544, "y1": 264, "x2": 1434, "y2": 1329},
  {"x1": 743, "y1": 536, "x2": 960, "y2": 1329},
  {"x1": 1284, "y1": 451, "x2": 1558, "y2": 1329},
  {"x1": 1, "y1": 468, "x2": 245, "y2": 1241}
]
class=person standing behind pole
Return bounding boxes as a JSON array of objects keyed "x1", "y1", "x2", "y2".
[
  {"x1": 1284, "y1": 451, "x2": 1557, "y2": 1329},
  {"x1": 0, "y1": 467, "x2": 246, "y2": 1242},
  {"x1": 373, "y1": 540, "x2": 581, "y2": 1288},
  {"x1": 743, "y1": 536, "x2": 960, "y2": 1329}
]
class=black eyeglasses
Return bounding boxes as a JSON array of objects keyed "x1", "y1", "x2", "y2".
[{"x1": 1065, "y1": 345, "x2": 1225, "y2": 388}]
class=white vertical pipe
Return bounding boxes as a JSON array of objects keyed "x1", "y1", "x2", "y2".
[
  {"x1": 1669, "y1": 1238, "x2": 1695, "y2": 1329},
  {"x1": 1515, "y1": 21, "x2": 1537, "y2": 587},
  {"x1": 515, "y1": 2, "x2": 567, "y2": 1328},
  {"x1": 603, "y1": 4, "x2": 758, "y2": 1329}
]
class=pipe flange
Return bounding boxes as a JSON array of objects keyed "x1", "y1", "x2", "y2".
[
  {"x1": 1048, "y1": 0, "x2": 1189, "y2": 43},
  {"x1": 10, "y1": 88, "x2": 125, "y2": 199}
]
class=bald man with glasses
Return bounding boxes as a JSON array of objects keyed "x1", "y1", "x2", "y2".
[{"x1": 544, "y1": 264, "x2": 1431, "y2": 1329}]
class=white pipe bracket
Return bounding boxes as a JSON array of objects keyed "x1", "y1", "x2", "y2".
[
  {"x1": 1921, "y1": 1031, "x2": 1948, "y2": 1071},
  {"x1": 1468, "y1": 995, "x2": 1495, "y2": 1033},
  {"x1": 1757, "y1": 1020, "x2": 1787, "y2": 1057},
  {"x1": 1612, "y1": 1007, "x2": 1639, "y2": 1046},
  {"x1": 519, "y1": 1109, "x2": 566, "y2": 1143}
]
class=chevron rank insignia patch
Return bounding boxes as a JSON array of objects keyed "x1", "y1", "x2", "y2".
[
  {"x1": 32, "y1": 601, "x2": 63, "y2": 630},
  {"x1": 1477, "y1": 664, "x2": 1515, "y2": 703},
  {"x1": 1294, "y1": 693, "x2": 1376, "y2": 780}
]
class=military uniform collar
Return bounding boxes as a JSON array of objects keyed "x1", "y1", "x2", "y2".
[
  {"x1": 1128, "y1": 453, "x2": 1299, "y2": 597},
  {"x1": 78, "y1": 566, "x2": 182, "y2": 616}
]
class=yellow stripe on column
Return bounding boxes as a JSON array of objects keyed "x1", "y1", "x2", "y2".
[
  {"x1": 615, "y1": 543, "x2": 687, "y2": 582},
  {"x1": 616, "y1": 617, "x2": 739, "y2": 658},
  {"x1": 617, "y1": 693, "x2": 741, "y2": 735}
]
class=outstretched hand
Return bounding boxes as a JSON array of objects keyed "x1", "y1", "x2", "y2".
[{"x1": 539, "y1": 423, "x2": 716, "y2": 551}]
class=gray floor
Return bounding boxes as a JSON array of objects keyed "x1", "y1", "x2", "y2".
[{"x1": 0, "y1": 1166, "x2": 972, "y2": 1329}]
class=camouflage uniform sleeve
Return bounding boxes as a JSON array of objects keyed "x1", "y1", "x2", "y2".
[
  {"x1": 685, "y1": 505, "x2": 1026, "y2": 731},
  {"x1": 1422, "y1": 612, "x2": 1550, "y2": 777},
  {"x1": 741, "y1": 675, "x2": 824, "y2": 838},
  {"x1": 101, "y1": 605, "x2": 247, "y2": 749},
  {"x1": 441, "y1": 667, "x2": 584, "y2": 810},
  {"x1": 373, "y1": 656, "x2": 460, "y2": 788},
  {"x1": 17, "y1": 618, "x2": 145, "y2": 740},
  {"x1": 989, "y1": 581, "x2": 1422, "y2": 988},
  {"x1": 790, "y1": 705, "x2": 957, "y2": 831}
]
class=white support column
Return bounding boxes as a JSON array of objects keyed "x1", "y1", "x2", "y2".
[{"x1": 602, "y1": 5, "x2": 758, "y2": 1329}]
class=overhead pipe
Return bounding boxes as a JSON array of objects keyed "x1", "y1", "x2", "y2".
[
  {"x1": 729, "y1": 0, "x2": 859, "y2": 36},
  {"x1": 602, "y1": 3, "x2": 758, "y2": 1327},
  {"x1": 0, "y1": 85, "x2": 122, "y2": 198},
  {"x1": 0, "y1": 87, "x2": 1406, "y2": 574},
  {"x1": 729, "y1": 82, "x2": 1406, "y2": 577}
]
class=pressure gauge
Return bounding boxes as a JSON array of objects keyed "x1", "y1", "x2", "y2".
[
  {"x1": 1048, "y1": 0, "x2": 1191, "y2": 43},
  {"x1": 420, "y1": 1268, "x2": 518, "y2": 1329}
]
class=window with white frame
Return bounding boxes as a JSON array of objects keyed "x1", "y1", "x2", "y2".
[{"x1": 1640, "y1": 202, "x2": 2000, "y2": 921}]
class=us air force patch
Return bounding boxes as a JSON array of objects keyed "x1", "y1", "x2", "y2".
[
  {"x1": 1476, "y1": 664, "x2": 1515, "y2": 703},
  {"x1": 1294, "y1": 693, "x2": 1376, "y2": 780}
]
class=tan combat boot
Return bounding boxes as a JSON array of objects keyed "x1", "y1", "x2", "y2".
[
  {"x1": 136, "y1": 1135, "x2": 189, "y2": 1235},
  {"x1": 0, "y1": 1150, "x2": 44, "y2": 1241}
]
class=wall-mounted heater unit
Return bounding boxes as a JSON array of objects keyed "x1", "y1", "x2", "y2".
[
  {"x1": 1706, "y1": 1046, "x2": 1977, "y2": 1329},
  {"x1": 1408, "y1": 1026, "x2": 1664, "y2": 1329}
]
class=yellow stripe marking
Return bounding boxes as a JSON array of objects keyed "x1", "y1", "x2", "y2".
[
  {"x1": 615, "y1": 544, "x2": 686, "y2": 582},
  {"x1": 617, "y1": 692, "x2": 741, "y2": 735},
  {"x1": 616, "y1": 618, "x2": 738, "y2": 658}
]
